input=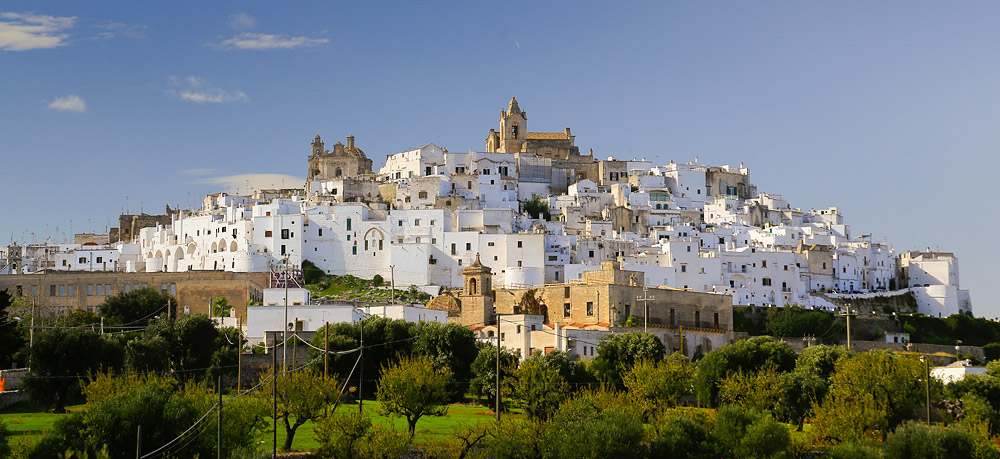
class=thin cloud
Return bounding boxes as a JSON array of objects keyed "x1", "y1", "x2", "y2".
[
  {"x1": 0, "y1": 12, "x2": 76, "y2": 51},
  {"x1": 180, "y1": 168, "x2": 216, "y2": 177},
  {"x1": 93, "y1": 21, "x2": 146, "y2": 40},
  {"x1": 180, "y1": 90, "x2": 248, "y2": 104},
  {"x1": 194, "y1": 173, "x2": 305, "y2": 192},
  {"x1": 208, "y1": 32, "x2": 328, "y2": 50},
  {"x1": 48, "y1": 95, "x2": 86, "y2": 112},
  {"x1": 167, "y1": 75, "x2": 248, "y2": 104},
  {"x1": 228, "y1": 12, "x2": 256, "y2": 30}
]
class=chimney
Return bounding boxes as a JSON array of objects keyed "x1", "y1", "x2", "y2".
[{"x1": 347, "y1": 135, "x2": 355, "y2": 149}]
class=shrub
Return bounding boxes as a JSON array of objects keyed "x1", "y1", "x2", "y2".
[
  {"x1": 645, "y1": 409, "x2": 718, "y2": 459},
  {"x1": 541, "y1": 395, "x2": 646, "y2": 459},
  {"x1": 714, "y1": 405, "x2": 791, "y2": 459},
  {"x1": 314, "y1": 410, "x2": 410, "y2": 459},
  {"x1": 829, "y1": 442, "x2": 883, "y2": 459},
  {"x1": 490, "y1": 419, "x2": 543, "y2": 459},
  {"x1": 0, "y1": 419, "x2": 11, "y2": 459},
  {"x1": 883, "y1": 422, "x2": 997, "y2": 459}
]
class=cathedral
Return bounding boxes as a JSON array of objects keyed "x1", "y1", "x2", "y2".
[
  {"x1": 306, "y1": 134, "x2": 374, "y2": 191},
  {"x1": 485, "y1": 97, "x2": 581, "y2": 159}
]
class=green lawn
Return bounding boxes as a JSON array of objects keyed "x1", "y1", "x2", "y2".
[
  {"x1": 258, "y1": 400, "x2": 514, "y2": 452},
  {"x1": 0, "y1": 405, "x2": 86, "y2": 448},
  {"x1": 1, "y1": 400, "x2": 510, "y2": 453}
]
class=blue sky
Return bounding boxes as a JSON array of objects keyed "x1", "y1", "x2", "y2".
[{"x1": 2, "y1": 2, "x2": 998, "y2": 317}]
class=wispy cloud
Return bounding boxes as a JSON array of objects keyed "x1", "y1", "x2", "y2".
[
  {"x1": 208, "y1": 32, "x2": 328, "y2": 50},
  {"x1": 167, "y1": 75, "x2": 248, "y2": 104},
  {"x1": 93, "y1": 21, "x2": 146, "y2": 40},
  {"x1": 48, "y1": 95, "x2": 86, "y2": 112},
  {"x1": 228, "y1": 12, "x2": 255, "y2": 30},
  {"x1": 0, "y1": 12, "x2": 75, "y2": 51},
  {"x1": 193, "y1": 173, "x2": 305, "y2": 192},
  {"x1": 180, "y1": 168, "x2": 216, "y2": 177}
]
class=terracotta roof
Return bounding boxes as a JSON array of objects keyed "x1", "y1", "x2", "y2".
[{"x1": 526, "y1": 131, "x2": 569, "y2": 140}]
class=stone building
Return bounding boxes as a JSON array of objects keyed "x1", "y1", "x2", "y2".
[
  {"x1": 0, "y1": 271, "x2": 267, "y2": 323},
  {"x1": 443, "y1": 258, "x2": 735, "y2": 337},
  {"x1": 306, "y1": 135, "x2": 374, "y2": 192},
  {"x1": 486, "y1": 97, "x2": 580, "y2": 159}
]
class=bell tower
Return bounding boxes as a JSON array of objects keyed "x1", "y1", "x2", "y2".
[
  {"x1": 499, "y1": 97, "x2": 527, "y2": 154},
  {"x1": 459, "y1": 253, "x2": 495, "y2": 325},
  {"x1": 311, "y1": 134, "x2": 325, "y2": 157}
]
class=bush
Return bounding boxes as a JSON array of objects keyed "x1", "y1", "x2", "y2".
[
  {"x1": 0, "y1": 419, "x2": 11, "y2": 459},
  {"x1": 372, "y1": 274, "x2": 384, "y2": 287},
  {"x1": 714, "y1": 405, "x2": 791, "y2": 459},
  {"x1": 541, "y1": 395, "x2": 646, "y2": 459},
  {"x1": 829, "y1": 442, "x2": 883, "y2": 459},
  {"x1": 883, "y1": 422, "x2": 996, "y2": 459},
  {"x1": 314, "y1": 410, "x2": 410, "y2": 459},
  {"x1": 985, "y1": 344, "x2": 1000, "y2": 363},
  {"x1": 645, "y1": 409, "x2": 718, "y2": 459},
  {"x1": 490, "y1": 419, "x2": 543, "y2": 459}
]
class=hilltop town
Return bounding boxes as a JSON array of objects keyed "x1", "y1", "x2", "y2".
[{"x1": 0, "y1": 98, "x2": 989, "y2": 458}]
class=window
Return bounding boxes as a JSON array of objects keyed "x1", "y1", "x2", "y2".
[
  {"x1": 352, "y1": 246, "x2": 357, "y2": 255},
  {"x1": 762, "y1": 260, "x2": 767, "y2": 268},
  {"x1": 586, "y1": 301, "x2": 594, "y2": 316},
  {"x1": 105, "y1": 284, "x2": 111, "y2": 294},
  {"x1": 517, "y1": 241, "x2": 523, "y2": 248},
  {"x1": 96, "y1": 285, "x2": 103, "y2": 296},
  {"x1": 451, "y1": 244, "x2": 456, "y2": 255},
  {"x1": 564, "y1": 286, "x2": 571, "y2": 298},
  {"x1": 79, "y1": 257, "x2": 86, "y2": 264},
  {"x1": 549, "y1": 255, "x2": 557, "y2": 261},
  {"x1": 466, "y1": 243, "x2": 472, "y2": 250},
  {"x1": 425, "y1": 166, "x2": 432, "y2": 176},
  {"x1": 563, "y1": 303, "x2": 571, "y2": 317},
  {"x1": 517, "y1": 261, "x2": 522, "y2": 267},
  {"x1": 281, "y1": 245, "x2": 287, "y2": 255},
  {"x1": 415, "y1": 219, "x2": 421, "y2": 226},
  {"x1": 59, "y1": 285, "x2": 65, "y2": 296},
  {"x1": 281, "y1": 229, "x2": 290, "y2": 239},
  {"x1": 589, "y1": 250, "x2": 595, "y2": 258},
  {"x1": 681, "y1": 264, "x2": 687, "y2": 273},
  {"x1": 50, "y1": 285, "x2": 57, "y2": 296},
  {"x1": 265, "y1": 230, "x2": 273, "y2": 237},
  {"x1": 687, "y1": 246, "x2": 691, "y2": 252},
  {"x1": 784, "y1": 265, "x2": 788, "y2": 271},
  {"x1": 96, "y1": 256, "x2": 103, "y2": 263},
  {"x1": 88, "y1": 285, "x2": 94, "y2": 296},
  {"x1": 418, "y1": 191, "x2": 428, "y2": 199},
  {"x1": 346, "y1": 218, "x2": 352, "y2": 231},
  {"x1": 762, "y1": 278, "x2": 772, "y2": 286},
  {"x1": 670, "y1": 309, "x2": 675, "y2": 325},
  {"x1": 398, "y1": 220, "x2": 403, "y2": 227}
]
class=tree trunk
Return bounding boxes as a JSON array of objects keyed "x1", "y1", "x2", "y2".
[
  {"x1": 283, "y1": 418, "x2": 306, "y2": 451},
  {"x1": 407, "y1": 416, "x2": 418, "y2": 439}
]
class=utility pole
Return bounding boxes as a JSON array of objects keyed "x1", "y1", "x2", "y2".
[
  {"x1": 324, "y1": 321, "x2": 329, "y2": 418},
  {"x1": 29, "y1": 299, "x2": 35, "y2": 368},
  {"x1": 135, "y1": 425, "x2": 141, "y2": 459},
  {"x1": 283, "y1": 258, "x2": 289, "y2": 372},
  {"x1": 237, "y1": 317, "x2": 242, "y2": 393},
  {"x1": 390, "y1": 265, "x2": 395, "y2": 305},
  {"x1": 217, "y1": 375, "x2": 222, "y2": 459},
  {"x1": 359, "y1": 312, "x2": 365, "y2": 413},
  {"x1": 272, "y1": 342, "x2": 277, "y2": 459},
  {"x1": 925, "y1": 355, "x2": 931, "y2": 426},
  {"x1": 496, "y1": 314, "x2": 501, "y2": 422},
  {"x1": 636, "y1": 286, "x2": 655, "y2": 333},
  {"x1": 840, "y1": 304, "x2": 854, "y2": 350}
]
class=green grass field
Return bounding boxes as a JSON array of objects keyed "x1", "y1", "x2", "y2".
[
  {"x1": 1, "y1": 400, "x2": 510, "y2": 453},
  {"x1": 257, "y1": 400, "x2": 516, "y2": 452}
]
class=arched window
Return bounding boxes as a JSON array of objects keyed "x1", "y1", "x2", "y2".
[
  {"x1": 335, "y1": 168, "x2": 342, "y2": 177},
  {"x1": 469, "y1": 278, "x2": 478, "y2": 295},
  {"x1": 512, "y1": 123, "x2": 519, "y2": 139}
]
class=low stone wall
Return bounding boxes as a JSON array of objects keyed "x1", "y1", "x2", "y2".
[
  {"x1": 0, "y1": 391, "x2": 28, "y2": 410},
  {"x1": 0, "y1": 368, "x2": 29, "y2": 392}
]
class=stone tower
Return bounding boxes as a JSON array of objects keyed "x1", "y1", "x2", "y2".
[
  {"x1": 459, "y1": 253, "x2": 495, "y2": 326},
  {"x1": 486, "y1": 97, "x2": 528, "y2": 154},
  {"x1": 306, "y1": 134, "x2": 374, "y2": 194}
]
